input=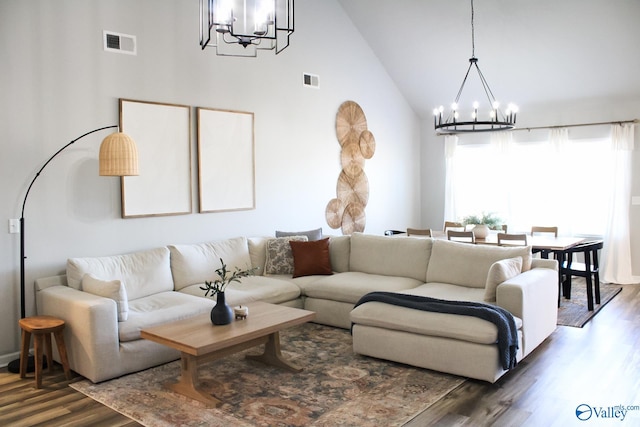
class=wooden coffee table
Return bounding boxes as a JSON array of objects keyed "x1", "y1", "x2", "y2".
[{"x1": 140, "y1": 301, "x2": 315, "y2": 407}]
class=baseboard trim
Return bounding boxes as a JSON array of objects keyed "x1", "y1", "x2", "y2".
[{"x1": 0, "y1": 351, "x2": 21, "y2": 369}]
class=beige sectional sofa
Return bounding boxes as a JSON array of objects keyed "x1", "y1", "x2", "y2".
[{"x1": 35, "y1": 232, "x2": 558, "y2": 384}]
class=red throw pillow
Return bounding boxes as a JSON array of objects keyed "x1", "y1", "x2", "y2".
[{"x1": 289, "y1": 238, "x2": 333, "y2": 278}]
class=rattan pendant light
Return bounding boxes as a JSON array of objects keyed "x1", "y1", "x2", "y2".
[{"x1": 99, "y1": 132, "x2": 139, "y2": 176}]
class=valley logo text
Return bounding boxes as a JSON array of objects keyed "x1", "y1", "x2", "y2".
[{"x1": 576, "y1": 404, "x2": 640, "y2": 422}]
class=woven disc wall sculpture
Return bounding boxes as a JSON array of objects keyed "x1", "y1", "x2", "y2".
[{"x1": 326, "y1": 101, "x2": 376, "y2": 235}]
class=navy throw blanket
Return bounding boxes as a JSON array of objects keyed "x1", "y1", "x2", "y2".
[{"x1": 352, "y1": 292, "x2": 519, "y2": 371}]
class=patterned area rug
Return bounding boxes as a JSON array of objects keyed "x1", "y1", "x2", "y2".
[
  {"x1": 557, "y1": 280, "x2": 621, "y2": 327},
  {"x1": 71, "y1": 323, "x2": 465, "y2": 427}
]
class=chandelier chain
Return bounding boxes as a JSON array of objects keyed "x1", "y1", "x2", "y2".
[{"x1": 471, "y1": 0, "x2": 475, "y2": 58}]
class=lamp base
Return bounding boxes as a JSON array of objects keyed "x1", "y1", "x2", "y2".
[{"x1": 6, "y1": 355, "x2": 47, "y2": 374}]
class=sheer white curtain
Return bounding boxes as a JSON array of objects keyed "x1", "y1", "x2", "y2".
[
  {"x1": 547, "y1": 128, "x2": 572, "y2": 234},
  {"x1": 602, "y1": 124, "x2": 639, "y2": 284},
  {"x1": 550, "y1": 127, "x2": 569, "y2": 151},
  {"x1": 446, "y1": 128, "x2": 612, "y2": 235},
  {"x1": 490, "y1": 131, "x2": 515, "y2": 223},
  {"x1": 443, "y1": 135, "x2": 458, "y2": 223}
]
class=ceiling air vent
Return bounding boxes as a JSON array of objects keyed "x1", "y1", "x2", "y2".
[
  {"x1": 103, "y1": 31, "x2": 137, "y2": 55},
  {"x1": 303, "y1": 73, "x2": 320, "y2": 89}
]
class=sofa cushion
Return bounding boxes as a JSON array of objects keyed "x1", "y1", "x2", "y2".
[
  {"x1": 350, "y1": 301, "x2": 522, "y2": 345},
  {"x1": 329, "y1": 235, "x2": 350, "y2": 273},
  {"x1": 302, "y1": 271, "x2": 423, "y2": 304},
  {"x1": 399, "y1": 282, "x2": 486, "y2": 303},
  {"x1": 67, "y1": 247, "x2": 173, "y2": 301},
  {"x1": 264, "y1": 236, "x2": 308, "y2": 275},
  {"x1": 168, "y1": 237, "x2": 252, "y2": 291},
  {"x1": 276, "y1": 227, "x2": 323, "y2": 241},
  {"x1": 287, "y1": 274, "x2": 329, "y2": 289},
  {"x1": 119, "y1": 292, "x2": 214, "y2": 342},
  {"x1": 178, "y1": 275, "x2": 301, "y2": 306},
  {"x1": 426, "y1": 239, "x2": 532, "y2": 289},
  {"x1": 484, "y1": 257, "x2": 523, "y2": 302},
  {"x1": 248, "y1": 237, "x2": 269, "y2": 275},
  {"x1": 82, "y1": 274, "x2": 129, "y2": 322},
  {"x1": 290, "y1": 238, "x2": 333, "y2": 278},
  {"x1": 349, "y1": 233, "x2": 432, "y2": 282}
]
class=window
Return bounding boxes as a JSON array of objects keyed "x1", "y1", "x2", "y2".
[{"x1": 450, "y1": 134, "x2": 612, "y2": 236}]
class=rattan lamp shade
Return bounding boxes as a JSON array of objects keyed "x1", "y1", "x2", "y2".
[{"x1": 99, "y1": 132, "x2": 139, "y2": 176}]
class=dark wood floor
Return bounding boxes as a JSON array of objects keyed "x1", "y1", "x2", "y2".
[
  {"x1": 406, "y1": 282, "x2": 640, "y2": 426},
  {"x1": 1, "y1": 282, "x2": 638, "y2": 426}
]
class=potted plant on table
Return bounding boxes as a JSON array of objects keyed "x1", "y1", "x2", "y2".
[
  {"x1": 461, "y1": 212, "x2": 504, "y2": 239},
  {"x1": 201, "y1": 258, "x2": 257, "y2": 325}
]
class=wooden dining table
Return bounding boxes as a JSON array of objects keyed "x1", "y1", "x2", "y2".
[{"x1": 430, "y1": 230, "x2": 584, "y2": 249}]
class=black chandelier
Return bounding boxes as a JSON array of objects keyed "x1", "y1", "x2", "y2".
[
  {"x1": 434, "y1": 0, "x2": 517, "y2": 134},
  {"x1": 200, "y1": 0, "x2": 294, "y2": 57}
]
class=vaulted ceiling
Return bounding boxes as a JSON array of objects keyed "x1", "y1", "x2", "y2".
[{"x1": 339, "y1": 0, "x2": 640, "y2": 121}]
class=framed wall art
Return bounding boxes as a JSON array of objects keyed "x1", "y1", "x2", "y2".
[
  {"x1": 197, "y1": 107, "x2": 255, "y2": 213},
  {"x1": 119, "y1": 99, "x2": 192, "y2": 218}
]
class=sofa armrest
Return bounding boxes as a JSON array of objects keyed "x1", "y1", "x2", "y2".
[
  {"x1": 37, "y1": 284, "x2": 120, "y2": 382},
  {"x1": 35, "y1": 274, "x2": 68, "y2": 291},
  {"x1": 531, "y1": 258, "x2": 558, "y2": 270},
  {"x1": 496, "y1": 267, "x2": 558, "y2": 357}
]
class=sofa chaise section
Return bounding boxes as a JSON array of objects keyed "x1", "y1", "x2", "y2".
[
  {"x1": 350, "y1": 238, "x2": 558, "y2": 383},
  {"x1": 351, "y1": 302, "x2": 524, "y2": 383}
]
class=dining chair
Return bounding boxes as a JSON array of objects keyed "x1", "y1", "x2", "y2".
[
  {"x1": 530, "y1": 226, "x2": 558, "y2": 237},
  {"x1": 531, "y1": 226, "x2": 559, "y2": 258},
  {"x1": 561, "y1": 240, "x2": 603, "y2": 311},
  {"x1": 497, "y1": 233, "x2": 528, "y2": 246},
  {"x1": 501, "y1": 224, "x2": 508, "y2": 233},
  {"x1": 407, "y1": 228, "x2": 432, "y2": 237},
  {"x1": 444, "y1": 221, "x2": 465, "y2": 232},
  {"x1": 447, "y1": 230, "x2": 475, "y2": 243}
]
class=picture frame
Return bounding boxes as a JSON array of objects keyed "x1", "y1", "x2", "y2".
[
  {"x1": 119, "y1": 99, "x2": 192, "y2": 218},
  {"x1": 196, "y1": 107, "x2": 255, "y2": 213}
]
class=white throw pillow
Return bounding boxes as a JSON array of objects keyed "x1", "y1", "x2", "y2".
[
  {"x1": 427, "y1": 239, "x2": 532, "y2": 288},
  {"x1": 264, "y1": 236, "x2": 308, "y2": 275},
  {"x1": 67, "y1": 247, "x2": 173, "y2": 301},
  {"x1": 168, "y1": 237, "x2": 252, "y2": 291},
  {"x1": 82, "y1": 273, "x2": 129, "y2": 322},
  {"x1": 484, "y1": 257, "x2": 523, "y2": 302}
]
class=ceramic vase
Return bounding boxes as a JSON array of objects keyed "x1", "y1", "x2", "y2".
[
  {"x1": 473, "y1": 224, "x2": 489, "y2": 239},
  {"x1": 210, "y1": 291, "x2": 233, "y2": 325}
]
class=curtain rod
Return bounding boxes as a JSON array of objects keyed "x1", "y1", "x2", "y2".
[{"x1": 514, "y1": 118, "x2": 639, "y2": 132}]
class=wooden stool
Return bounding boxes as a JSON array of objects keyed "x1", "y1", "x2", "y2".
[{"x1": 19, "y1": 315, "x2": 71, "y2": 388}]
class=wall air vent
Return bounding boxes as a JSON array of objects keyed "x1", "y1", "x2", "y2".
[
  {"x1": 303, "y1": 73, "x2": 320, "y2": 89},
  {"x1": 103, "y1": 31, "x2": 137, "y2": 55}
]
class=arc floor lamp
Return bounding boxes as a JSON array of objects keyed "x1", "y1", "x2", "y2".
[{"x1": 7, "y1": 125, "x2": 139, "y2": 374}]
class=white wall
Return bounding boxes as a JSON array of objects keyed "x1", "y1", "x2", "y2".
[{"x1": 0, "y1": 0, "x2": 421, "y2": 363}]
